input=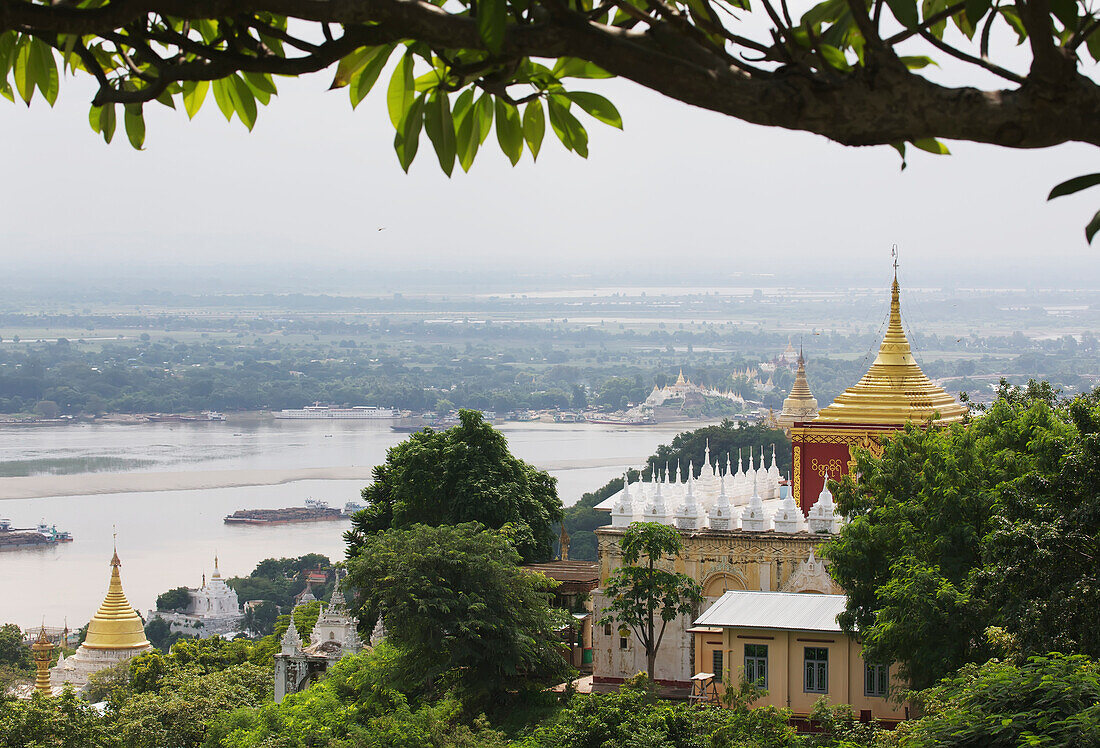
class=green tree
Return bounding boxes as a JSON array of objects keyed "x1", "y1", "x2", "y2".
[
  {"x1": 598, "y1": 522, "x2": 702, "y2": 680},
  {"x1": 346, "y1": 409, "x2": 563, "y2": 564},
  {"x1": 242, "y1": 600, "x2": 279, "y2": 637},
  {"x1": 518, "y1": 673, "x2": 800, "y2": 748},
  {"x1": 345, "y1": 523, "x2": 572, "y2": 703},
  {"x1": 0, "y1": 691, "x2": 117, "y2": 748},
  {"x1": 0, "y1": 623, "x2": 31, "y2": 671},
  {"x1": 210, "y1": 646, "x2": 510, "y2": 748},
  {"x1": 826, "y1": 380, "x2": 1090, "y2": 689},
  {"x1": 156, "y1": 587, "x2": 191, "y2": 611},
  {"x1": 904, "y1": 654, "x2": 1100, "y2": 747}
]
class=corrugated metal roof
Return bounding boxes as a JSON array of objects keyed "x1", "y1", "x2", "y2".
[{"x1": 693, "y1": 590, "x2": 846, "y2": 632}]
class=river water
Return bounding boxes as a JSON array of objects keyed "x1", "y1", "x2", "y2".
[{"x1": 0, "y1": 419, "x2": 690, "y2": 628}]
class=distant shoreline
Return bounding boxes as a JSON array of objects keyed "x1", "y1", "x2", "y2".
[{"x1": 0, "y1": 456, "x2": 657, "y2": 501}]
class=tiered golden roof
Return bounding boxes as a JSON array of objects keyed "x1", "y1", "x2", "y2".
[
  {"x1": 82, "y1": 551, "x2": 150, "y2": 650},
  {"x1": 779, "y1": 350, "x2": 818, "y2": 424},
  {"x1": 813, "y1": 277, "x2": 967, "y2": 426}
]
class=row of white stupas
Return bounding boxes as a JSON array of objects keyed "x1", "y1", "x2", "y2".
[{"x1": 596, "y1": 441, "x2": 841, "y2": 534}]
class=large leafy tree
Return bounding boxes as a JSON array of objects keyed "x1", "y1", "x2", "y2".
[
  {"x1": 598, "y1": 522, "x2": 702, "y2": 680},
  {"x1": 0, "y1": 0, "x2": 1098, "y2": 235},
  {"x1": 345, "y1": 522, "x2": 573, "y2": 703},
  {"x1": 826, "y1": 380, "x2": 1100, "y2": 690},
  {"x1": 345, "y1": 409, "x2": 562, "y2": 564}
]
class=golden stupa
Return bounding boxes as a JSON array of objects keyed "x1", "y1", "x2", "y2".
[
  {"x1": 82, "y1": 550, "x2": 150, "y2": 650},
  {"x1": 813, "y1": 275, "x2": 967, "y2": 426},
  {"x1": 778, "y1": 349, "x2": 818, "y2": 427}
]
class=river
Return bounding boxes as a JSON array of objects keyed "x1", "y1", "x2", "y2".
[{"x1": 0, "y1": 418, "x2": 693, "y2": 628}]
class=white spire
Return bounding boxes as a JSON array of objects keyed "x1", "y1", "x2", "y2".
[
  {"x1": 741, "y1": 474, "x2": 768, "y2": 532},
  {"x1": 807, "y1": 472, "x2": 841, "y2": 534},
  {"x1": 612, "y1": 472, "x2": 634, "y2": 527},
  {"x1": 708, "y1": 470, "x2": 734, "y2": 530},
  {"x1": 772, "y1": 473, "x2": 804, "y2": 533},
  {"x1": 281, "y1": 617, "x2": 302, "y2": 655},
  {"x1": 675, "y1": 462, "x2": 700, "y2": 530}
]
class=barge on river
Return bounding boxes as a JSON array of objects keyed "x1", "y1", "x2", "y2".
[
  {"x1": 224, "y1": 499, "x2": 356, "y2": 526},
  {"x1": 0, "y1": 519, "x2": 74, "y2": 550}
]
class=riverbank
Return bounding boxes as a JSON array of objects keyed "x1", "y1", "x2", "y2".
[{"x1": 0, "y1": 456, "x2": 649, "y2": 500}]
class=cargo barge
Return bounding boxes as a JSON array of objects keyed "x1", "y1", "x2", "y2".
[
  {"x1": 224, "y1": 499, "x2": 358, "y2": 525},
  {"x1": 0, "y1": 519, "x2": 74, "y2": 550}
]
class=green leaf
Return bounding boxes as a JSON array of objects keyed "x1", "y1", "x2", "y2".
[
  {"x1": 1048, "y1": 174, "x2": 1100, "y2": 200},
  {"x1": 1086, "y1": 210, "x2": 1100, "y2": 244},
  {"x1": 99, "y1": 103, "x2": 116, "y2": 144},
  {"x1": 350, "y1": 44, "x2": 394, "y2": 109},
  {"x1": 548, "y1": 95, "x2": 588, "y2": 157},
  {"x1": 154, "y1": 88, "x2": 176, "y2": 109},
  {"x1": 911, "y1": 137, "x2": 950, "y2": 155},
  {"x1": 230, "y1": 74, "x2": 258, "y2": 130},
  {"x1": 551, "y1": 58, "x2": 614, "y2": 79},
  {"x1": 32, "y1": 40, "x2": 58, "y2": 106},
  {"x1": 424, "y1": 92, "x2": 457, "y2": 176},
  {"x1": 243, "y1": 71, "x2": 278, "y2": 96},
  {"x1": 394, "y1": 93, "x2": 425, "y2": 172},
  {"x1": 494, "y1": 98, "x2": 523, "y2": 166},
  {"x1": 889, "y1": 141, "x2": 908, "y2": 171},
  {"x1": 124, "y1": 105, "x2": 145, "y2": 149},
  {"x1": 211, "y1": 78, "x2": 235, "y2": 122},
  {"x1": 820, "y1": 44, "x2": 852, "y2": 70},
  {"x1": 455, "y1": 102, "x2": 481, "y2": 173},
  {"x1": 900, "y1": 55, "x2": 937, "y2": 69},
  {"x1": 999, "y1": 6, "x2": 1028, "y2": 43},
  {"x1": 885, "y1": 0, "x2": 919, "y2": 27},
  {"x1": 13, "y1": 39, "x2": 35, "y2": 105},
  {"x1": 88, "y1": 105, "x2": 103, "y2": 134},
  {"x1": 387, "y1": 53, "x2": 415, "y2": 130},
  {"x1": 330, "y1": 47, "x2": 376, "y2": 90},
  {"x1": 523, "y1": 100, "x2": 545, "y2": 161},
  {"x1": 183, "y1": 80, "x2": 209, "y2": 119},
  {"x1": 564, "y1": 91, "x2": 622, "y2": 128},
  {"x1": 475, "y1": 93, "x2": 494, "y2": 144},
  {"x1": 964, "y1": 0, "x2": 992, "y2": 25},
  {"x1": 477, "y1": 0, "x2": 507, "y2": 54}
]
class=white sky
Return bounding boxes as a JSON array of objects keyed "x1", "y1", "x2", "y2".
[{"x1": 2, "y1": 35, "x2": 1098, "y2": 290}]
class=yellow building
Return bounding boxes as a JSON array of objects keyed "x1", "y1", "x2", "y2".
[{"x1": 692, "y1": 591, "x2": 907, "y2": 725}]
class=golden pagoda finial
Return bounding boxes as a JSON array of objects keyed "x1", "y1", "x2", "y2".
[
  {"x1": 82, "y1": 546, "x2": 150, "y2": 651},
  {"x1": 813, "y1": 267, "x2": 967, "y2": 426},
  {"x1": 32, "y1": 625, "x2": 55, "y2": 696}
]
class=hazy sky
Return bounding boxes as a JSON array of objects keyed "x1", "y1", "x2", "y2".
[{"x1": 2, "y1": 36, "x2": 1098, "y2": 291}]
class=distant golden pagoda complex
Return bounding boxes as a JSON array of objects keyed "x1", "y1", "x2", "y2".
[
  {"x1": 51, "y1": 549, "x2": 152, "y2": 692},
  {"x1": 789, "y1": 274, "x2": 967, "y2": 514}
]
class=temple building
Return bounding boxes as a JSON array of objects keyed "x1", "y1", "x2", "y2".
[
  {"x1": 591, "y1": 445, "x2": 843, "y2": 690},
  {"x1": 51, "y1": 549, "x2": 153, "y2": 692},
  {"x1": 789, "y1": 273, "x2": 966, "y2": 513},
  {"x1": 645, "y1": 370, "x2": 747, "y2": 408},
  {"x1": 149, "y1": 556, "x2": 244, "y2": 638},
  {"x1": 589, "y1": 272, "x2": 963, "y2": 694},
  {"x1": 274, "y1": 581, "x2": 364, "y2": 702}
]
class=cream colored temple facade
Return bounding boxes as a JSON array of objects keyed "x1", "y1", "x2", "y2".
[
  {"x1": 591, "y1": 274, "x2": 964, "y2": 723},
  {"x1": 51, "y1": 550, "x2": 153, "y2": 692}
]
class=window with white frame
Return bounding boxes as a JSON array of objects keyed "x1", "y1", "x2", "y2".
[
  {"x1": 865, "y1": 662, "x2": 889, "y2": 697},
  {"x1": 744, "y1": 644, "x2": 768, "y2": 688},
  {"x1": 804, "y1": 647, "x2": 828, "y2": 693}
]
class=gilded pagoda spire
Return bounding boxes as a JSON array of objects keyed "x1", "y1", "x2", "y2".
[
  {"x1": 814, "y1": 274, "x2": 967, "y2": 426},
  {"x1": 778, "y1": 345, "x2": 819, "y2": 428},
  {"x1": 31, "y1": 626, "x2": 54, "y2": 696},
  {"x1": 82, "y1": 549, "x2": 150, "y2": 651}
]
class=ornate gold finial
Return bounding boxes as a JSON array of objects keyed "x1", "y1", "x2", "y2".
[
  {"x1": 558, "y1": 523, "x2": 571, "y2": 561},
  {"x1": 32, "y1": 625, "x2": 55, "y2": 696}
]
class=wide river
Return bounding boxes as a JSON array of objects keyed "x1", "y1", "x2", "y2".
[{"x1": 0, "y1": 418, "x2": 693, "y2": 628}]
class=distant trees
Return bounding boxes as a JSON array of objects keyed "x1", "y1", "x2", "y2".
[
  {"x1": 346, "y1": 523, "x2": 571, "y2": 704},
  {"x1": 346, "y1": 410, "x2": 563, "y2": 564},
  {"x1": 598, "y1": 523, "x2": 702, "y2": 680},
  {"x1": 155, "y1": 587, "x2": 191, "y2": 612}
]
